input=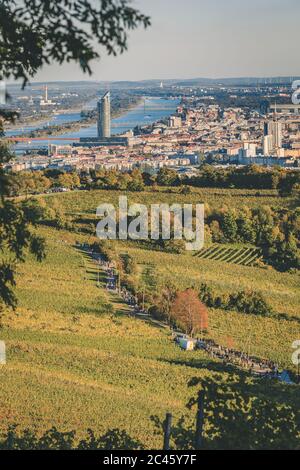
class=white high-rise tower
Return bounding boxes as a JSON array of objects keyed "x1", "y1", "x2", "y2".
[{"x1": 97, "y1": 91, "x2": 111, "y2": 138}]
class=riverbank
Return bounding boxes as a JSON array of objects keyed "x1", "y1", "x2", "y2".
[
  {"x1": 9, "y1": 97, "x2": 180, "y2": 150},
  {"x1": 4, "y1": 97, "x2": 97, "y2": 132},
  {"x1": 6, "y1": 95, "x2": 143, "y2": 139}
]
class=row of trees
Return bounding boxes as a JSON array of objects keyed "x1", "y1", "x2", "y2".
[
  {"x1": 199, "y1": 283, "x2": 272, "y2": 317},
  {"x1": 90, "y1": 242, "x2": 273, "y2": 334},
  {"x1": 187, "y1": 164, "x2": 300, "y2": 192},
  {"x1": 6, "y1": 164, "x2": 300, "y2": 197},
  {"x1": 28, "y1": 193, "x2": 300, "y2": 272},
  {"x1": 206, "y1": 205, "x2": 300, "y2": 271},
  {"x1": 150, "y1": 283, "x2": 272, "y2": 324},
  {"x1": 92, "y1": 165, "x2": 300, "y2": 193},
  {"x1": 8, "y1": 170, "x2": 81, "y2": 196},
  {"x1": 90, "y1": 241, "x2": 208, "y2": 335},
  {"x1": 9, "y1": 186, "x2": 299, "y2": 272},
  {"x1": 6, "y1": 165, "x2": 299, "y2": 272},
  {"x1": 89, "y1": 203, "x2": 300, "y2": 272}
]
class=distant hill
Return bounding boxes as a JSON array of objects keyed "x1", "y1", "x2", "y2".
[{"x1": 7, "y1": 76, "x2": 300, "y2": 90}]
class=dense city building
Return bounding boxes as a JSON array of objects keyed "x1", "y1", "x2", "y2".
[{"x1": 5, "y1": 83, "x2": 300, "y2": 172}]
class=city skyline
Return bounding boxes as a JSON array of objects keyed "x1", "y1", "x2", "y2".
[{"x1": 31, "y1": 0, "x2": 300, "y2": 83}]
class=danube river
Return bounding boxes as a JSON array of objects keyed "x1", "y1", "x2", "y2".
[{"x1": 8, "y1": 97, "x2": 180, "y2": 151}]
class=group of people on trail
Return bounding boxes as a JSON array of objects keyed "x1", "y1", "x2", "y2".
[
  {"x1": 201, "y1": 340, "x2": 279, "y2": 377},
  {"x1": 88, "y1": 248, "x2": 146, "y2": 314},
  {"x1": 120, "y1": 287, "x2": 135, "y2": 305},
  {"x1": 119, "y1": 287, "x2": 147, "y2": 315},
  {"x1": 88, "y1": 247, "x2": 281, "y2": 380},
  {"x1": 106, "y1": 267, "x2": 116, "y2": 291}
]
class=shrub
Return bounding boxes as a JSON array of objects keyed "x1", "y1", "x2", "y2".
[{"x1": 228, "y1": 290, "x2": 272, "y2": 316}]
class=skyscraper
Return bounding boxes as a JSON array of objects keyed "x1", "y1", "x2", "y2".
[
  {"x1": 263, "y1": 135, "x2": 273, "y2": 156},
  {"x1": 263, "y1": 120, "x2": 282, "y2": 155},
  {"x1": 97, "y1": 91, "x2": 111, "y2": 138}
]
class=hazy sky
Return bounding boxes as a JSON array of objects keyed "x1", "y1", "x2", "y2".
[{"x1": 34, "y1": 0, "x2": 300, "y2": 82}]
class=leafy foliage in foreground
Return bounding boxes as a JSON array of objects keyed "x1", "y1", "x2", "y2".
[
  {"x1": 152, "y1": 374, "x2": 300, "y2": 450},
  {"x1": 0, "y1": 144, "x2": 46, "y2": 309},
  {"x1": 0, "y1": 0, "x2": 150, "y2": 86},
  {"x1": 0, "y1": 426, "x2": 144, "y2": 450}
]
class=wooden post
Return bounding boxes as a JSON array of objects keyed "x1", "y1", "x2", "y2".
[
  {"x1": 163, "y1": 413, "x2": 172, "y2": 450},
  {"x1": 195, "y1": 390, "x2": 205, "y2": 450}
]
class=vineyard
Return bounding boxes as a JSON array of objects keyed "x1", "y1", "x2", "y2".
[
  {"x1": 0, "y1": 188, "x2": 299, "y2": 449},
  {"x1": 0, "y1": 225, "x2": 299, "y2": 449},
  {"x1": 195, "y1": 245, "x2": 262, "y2": 266}
]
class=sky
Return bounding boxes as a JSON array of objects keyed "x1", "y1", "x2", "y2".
[{"x1": 34, "y1": 0, "x2": 300, "y2": 82}]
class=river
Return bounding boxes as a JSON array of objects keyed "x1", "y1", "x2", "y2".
[{"x1": 8, "y1": 97, "x2": 180, "y2": 151}]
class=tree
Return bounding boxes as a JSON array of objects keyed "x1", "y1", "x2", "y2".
[
  {"x1": 98, "y1": 169, "x2": 119, "y2": 189},
  {"x1": 278, "y1": 173, "x2": 300, "y2": 197},
  {"x1": 270, "y1": 237, "x2": 300, "y2": 272},
  {"x1": 199, "y1": 283, "x2": 215, "y2": 308},
  {"x1": 0, "y1": 162, "x2": 46, "y2": 311},
  {"x1": 228, "y1": 290, "x2": 272, "y2": 316},
  {"x1": 45, "y1": 199, "x2": 68, "y2": 229},
  {"x1": 57, "y1": 172, "x2": 80, "y2": 189},
  {"x1": 221, "y1": 211, "x2": 238, "y2": 242},
  {"x1": 128, "y1": 169, "x2": 145, "y2": 192},
  {"x1": 237, "y1": 215, "x2": 256, "y2": 244},
  {"x1": 116, "y1": 172, "x2": 131, "y2": 191},
  {"x1": 0, "y1": 0, "x2": 150, "y2": 87},
  {"x1": 171, "y1": 289, "x2": 208, "y2": 336},
  {"x1": 156, "y1": 168, "x2": 180, "y2": 186},
  {"x1": 121, "y1": 254, "x2": 137, "y2": 275},
  {"x1": 154, "y1": 284, "x2": 177, "y2": 325},
  {"x1": 209, "y1": 220, "x2": 223, "y2": 243}
]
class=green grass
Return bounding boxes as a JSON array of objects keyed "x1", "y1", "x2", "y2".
[
  {"x1": 39, "y1": 188, "x2": 300, "y2": 366},
  {"x1": 0, "y1": 228, "x2": 219, "y2": 448}
]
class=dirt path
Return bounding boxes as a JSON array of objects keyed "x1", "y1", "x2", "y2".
[{"x1": 80, "y1": 249, "x2": 133, "y2": 316}]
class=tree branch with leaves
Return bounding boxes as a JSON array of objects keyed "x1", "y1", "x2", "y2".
[{"x1": 0, "y1": 0, "x2": 151, "y2": 87}]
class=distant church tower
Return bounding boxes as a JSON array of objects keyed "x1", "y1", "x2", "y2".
[{"x1": 97, "y1": 91, "x2": 111, "y2": 138}]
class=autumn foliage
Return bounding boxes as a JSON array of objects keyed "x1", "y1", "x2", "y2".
[{"x1": 171, "y1": 288, "x2": 208, "y2": 336}]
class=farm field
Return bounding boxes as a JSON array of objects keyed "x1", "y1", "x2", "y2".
[
  {"x1": 40, "y1": 187, "x2": 292, "y2": 214},
  {"x1": 195, "y1": 245, "x2": 262, "y2": 266},
  {"x1": 0, "y1": 189, "x2": 299, "y2": 449},
  {"x1": 115, "y1": 244, "x2": 300, "y2": 318},
  {"x1": 0, "y1": 228, "x2": 211, "y2": 448},
  {"x1": 113, "y1": 244, "x2": 300, "y2": 367},
  {"x1": 38, "y1": 188, "x2": 300, "y2": 364}
]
